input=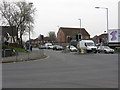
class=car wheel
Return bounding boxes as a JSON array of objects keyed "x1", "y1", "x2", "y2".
[
  {"x1": 94, "y1": 51, "x2": 97, "y2": 53},
  {"x1": 98, "y1": 50, "x2": 100, "y2": 53},
  {"x1": 104, "y1": 50, "x2": 107, "y2": 54}
]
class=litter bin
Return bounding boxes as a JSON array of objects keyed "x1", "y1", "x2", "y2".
[{"x1": 2, "y1": 49, "x2": 13, "y2": 57}]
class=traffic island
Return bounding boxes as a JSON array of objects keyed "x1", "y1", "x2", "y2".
[
  {"x1": 2, "y1": 55, "x2": 47, "y2": 63},
  {"x1": 62, "y1": 48, "x2": 71, "y2": 53}
]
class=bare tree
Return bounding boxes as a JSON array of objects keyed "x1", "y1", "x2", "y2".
[
  {"x1": 15, "y1": 1, "x2": 36, "y2": 45},
  {"x1": 0, "y1": 1, "x2": 36, "y2": 45},
  {"x1": 48, "y1": 31, "x2": 56, "y2": 42},
  {"x1": 0, "y1": 2, "x2": 16, "y2": 42}
]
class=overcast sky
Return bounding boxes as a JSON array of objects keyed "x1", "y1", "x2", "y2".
[{"x1": 1, "y1": 0, "x2": 119, "y2": 41}]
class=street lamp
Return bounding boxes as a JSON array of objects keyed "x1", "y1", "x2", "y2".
[
  {"x1": 78, "y1": 18, "x2": 82, "y2": 40},
  {"x1": 78, "y1": 18, "x2": 81, "y2": 32},
  {"x1": 95, "y1": 7, "x2": 108, "y2": 33}
]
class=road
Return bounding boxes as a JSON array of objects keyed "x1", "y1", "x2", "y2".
[{"x1": 2, "y1": 49, "x2": 118, "y2": 88}]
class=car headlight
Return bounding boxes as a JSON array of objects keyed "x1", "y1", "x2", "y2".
[
  {"x1": 105, "y1": 49, "x2": 109, "y2": 52},
  {"x1": 112, "y1": 49, "x2": 114, "y2": 52},
  {"x1": 87, "y1": 47, "x2": 91, "y2": 50}
]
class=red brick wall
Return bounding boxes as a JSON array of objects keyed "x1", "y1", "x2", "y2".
[
  {"x1": 82, "y1": 36, "x2": 90, "y2": 40},
  {"x1": 57, "y1": 30, "x2": 90, "y2": 43},
  {"x1": 57, "y1": 30, "x2": 66, "y2": 42}
]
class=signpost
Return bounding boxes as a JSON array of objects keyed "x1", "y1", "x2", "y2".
[
  {"x1": 108, "y1": 29, "x2": 120, "y2": 47},
  {"x1": 108, "y1": 29, "x2": 120, "y2": 43}
]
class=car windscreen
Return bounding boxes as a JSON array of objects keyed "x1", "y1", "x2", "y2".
[
  {"x1": 57, "y1": 46, "x2": 62, "y2": 48},
  {"x1": 70, "y1": 46, "x2": 75, "y2": 48},
  {"x1": 86, "y1": 43, "x2": 95, "y2": 46},
  {"x1": 104, "y1": 46, "x2": 110, "y2": 49}
]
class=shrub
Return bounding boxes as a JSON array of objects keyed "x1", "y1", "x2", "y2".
[
  {"x1": 115, "y1": 47, "x2": 120, "y2": 53},
  {"x1": 2, "y1": 45, "x2": 27, "y2": 53}
]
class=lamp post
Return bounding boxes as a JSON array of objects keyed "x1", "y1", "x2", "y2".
[
  {"x1": 78, "y1": 18, "x2": 82, "y2": 41},
  {"x1": 78, "y1": 18, "x2": 81, "y2": 33},
  {"x1": 95, "y1": 7, "x2": 108, "y2": 33}
]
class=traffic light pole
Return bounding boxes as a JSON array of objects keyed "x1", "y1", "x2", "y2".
[
  {"x1": 78, "y1": 19, "x2": 82, "y2": 41},
  {"x1": 78, "y1": 19, "x2": 82, "y2": 54}
]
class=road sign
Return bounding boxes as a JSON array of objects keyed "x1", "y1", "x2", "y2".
[{"x1": 108, "y1": 29, "x2": 120, "y2": 42}]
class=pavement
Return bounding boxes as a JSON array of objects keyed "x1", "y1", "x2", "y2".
[
  {"x1": 2, "y1": 49, "x2": 118, "y2": 88},
  {"x1": 2, "y1": 48, "x2": 46, "y2": 63}
]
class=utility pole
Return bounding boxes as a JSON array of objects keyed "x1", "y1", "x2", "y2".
[
  {"x1": 95, "y1": 7, "x2": 108, "y2": 33},
  {"x1": 78, "y1": 18, "x2": 82, "y2": 41},
  {"x1": 95, "y1": 7, "x2": 109, "y2": 44}
]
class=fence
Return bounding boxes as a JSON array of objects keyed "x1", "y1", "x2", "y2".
[{"x1": 2, "y1": 49, "x2": 45, "y2": 63}]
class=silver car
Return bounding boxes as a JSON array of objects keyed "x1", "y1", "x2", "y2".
[
  {"x1": 66, "y1": 45, "x2": 78, "y2": 52},
  {"x1": 98, "y1": 46, "x2": 114, "y2": 54}
]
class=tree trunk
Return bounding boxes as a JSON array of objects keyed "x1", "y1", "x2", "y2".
[
  {"x1": 16, "y1": 27, "x2": 19, "y2": 41},
  {"x1": 11, "y1": 26, "x2": 15, "y2": 43},
  {"x1": 20, "y1": 33, "x2": 23, "y2": 48}
]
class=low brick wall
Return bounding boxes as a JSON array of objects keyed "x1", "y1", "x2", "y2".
[{"x1": 2, "y1": 49, "x2": 45, "y2": 63}]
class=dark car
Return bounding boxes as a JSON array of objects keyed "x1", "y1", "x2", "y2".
[{"x1": 53, "y1": 45, "x2": 63, "y2": 50}]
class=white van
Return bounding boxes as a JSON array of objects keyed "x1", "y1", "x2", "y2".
[{"x1": 77, "y1": 40, "x2": 97, "y2": 53}]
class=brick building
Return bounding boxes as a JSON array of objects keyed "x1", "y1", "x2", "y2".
[
  {"x1": 93, "y1": 33, "x2": 108, "y2": 45},
  {"x1": 29, "y1": 36, "x2": 54, "y2": 45},
  {"x1": 57, "y1": 27, "x2": 90, "y2": 43}
]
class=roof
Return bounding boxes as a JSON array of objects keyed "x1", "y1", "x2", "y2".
[
  {"x1": 93, "y1": 33, "x2": 108, "y2": 39},
  {"x1": 59, "y1": 27, "x2": 90, "y2": 37},
  {"x1": 1, "y1": 26, "x2": 17, "y2": 36},
  {"x1": 99, "y1": 33, "x2": 108, "y2": 37},
  {"x1": 109, "y1": 29, "x2": 120, "y2": 31}
]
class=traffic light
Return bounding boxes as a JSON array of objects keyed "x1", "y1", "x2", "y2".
[
  {"x1": 67, "y1": 36, "x2": 72, "y2": 42},
  {"x1": 99, "y1": 38, "x2": 102, "y2": 43},
  {"x1": 78, "y1": 34, "x2": 81, "y2": 40},
  {"x1": 76, "y1": 34, "x2": 82, "y2": 41},
  {"x1": 76, "y1": 35, "x2": 78, "y2": 41}
]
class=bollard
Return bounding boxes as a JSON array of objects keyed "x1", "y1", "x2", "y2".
[{"x1": 81, "y1": 49, "x2": 85, "y2": 54}]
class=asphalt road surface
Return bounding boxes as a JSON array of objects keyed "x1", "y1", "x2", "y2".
[{"x1": 2, "y1": 49, "x2": 118, "y2": 88}]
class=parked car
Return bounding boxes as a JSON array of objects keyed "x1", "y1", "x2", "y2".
[
  {"x1": 48, "y1": 45, "x2": 54, "y2": 49},
  {"x1": 97, "y1": 46, "x2": 114, "y2": 54},
  {"x1": 53, "y1": 45, "x2": 63, "y2": 50},
  {"x1": 53, "y1": 45, "x2": 57, "y2": 50},
  {"x1": 66, "y1": 45, "x2": 78, "y2": 52},
  {"x1": 45, "y1": 43, "x2": 52, "y2": 49},
  {"x1": 39, "y1": 45, "x2": 46, "y2": 49}
]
